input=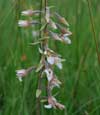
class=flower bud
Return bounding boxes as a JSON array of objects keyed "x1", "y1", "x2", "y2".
[{"x1": 55, "y1": 12, "x2": 69, "y2": 26}]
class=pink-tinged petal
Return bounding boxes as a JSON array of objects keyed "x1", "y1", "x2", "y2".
[
  {"x1": 49, "y1": 31, "x2": 61, "y2": 41},
  {"x1": 21, "y1": 10, "x2": 34, "y2": 16},
  {"x1": 16, "y1": 69, "x2": 27, "y2": 77},
  {"x1": 16, "y1": 66, "x2": 34, "y2": 82},
  {"x1": 16, "y1": 69, "x2": 27, "y2": 82},
  {"x1": 18, "y1": 20, "x2": 30, "y2": 27},
  {"x1": 55, "y1": 102, "x2": 65, "y2": 110},
  {"x1": 48, "y1": 96, "x2": 65, "y2": 110},
  {"x1": 50, "y1": 77, "x2": 61, "y2": 89}
]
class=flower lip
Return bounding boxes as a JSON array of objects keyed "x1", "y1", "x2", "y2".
[
  {"x1": 44, "y1": 104, "x2": 52, "y2": 109},
  {"x1": 61, "y1": 35, "x2": 71, "y2": 44}
]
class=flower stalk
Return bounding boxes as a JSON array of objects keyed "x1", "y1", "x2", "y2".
[{"x1": 16, "y1": 0, "x2": 72, "y2": 113}]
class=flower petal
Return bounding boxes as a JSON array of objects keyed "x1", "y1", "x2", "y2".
[
  {"x1": 44, "y1": 104, "x2": 52, "y2": 109},
  {"x1": 56, "y1": 62, "x2": 62, "y2": 69},
  {"x1": 47, "y1": 56, "x2": 55, "y2": 65},
  {"x1": 63, "y1": 36, "x2": 71, "y2": 44}
]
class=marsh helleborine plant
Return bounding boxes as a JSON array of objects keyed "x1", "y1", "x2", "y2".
[{"x1": 16, "y1": 0, "x2": 72, "y2": 110}]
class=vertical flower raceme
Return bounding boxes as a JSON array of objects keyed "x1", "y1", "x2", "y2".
[{"x1": 16, "y1": 1, "x2": 72, "y2": 111}]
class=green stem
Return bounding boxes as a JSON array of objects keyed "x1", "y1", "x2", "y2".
[
  {"x1": 36, "y1": 0, "x2": 43, "y2": 115},
  {"x1": 87, "y1": 0, "x2": 100, "y2": 65}
]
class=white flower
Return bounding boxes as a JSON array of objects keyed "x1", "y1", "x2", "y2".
[
  {"x1": 49, "y1": 31, "x2": 61, "y2": 41},
  {"x1": 21, "y1": 10, "x2": 34, "y2": 16},
  {"x1": 44, "y1": 68, "x2": 53, "y2": 81},
  {"x1": 47, "y1": 56, "x2": 64, "y2": 69},
  {"x1": 21, "y1": 10, "x2": 42, "y2": 16},
  {"x1": 44, "y1": 68, "x2": 61, "y2": 89},
  {"x1": 16, "y1": 69, "x2": 27, "y2": 77},
  {"x1": 18, "y1": 20, "x2": 30, "y2": 27},
  {"x1": 16, "y1": 69, "x2": 27, "y2": 82},
  {"x1": 16, "y1": 66, "x2": 34, "y2": 82},
  {"x1": 47, "y1": 96, "x2": 65, "y2": 110},
  {"x1": 50, "y1": 77, "x2": 61, "y2": 89},
  {"x1": 18, "y1": 20, "x2": 39, "y2": 27},
  {"x1": 47, "y1": 56, "x2": 55, "y2": 65},
  {"x1": 56, "y1": 62, "x2": 62, "y2": 69},
  {"x1": 62, "y1": 34, "x2": 71, "y2": 44}
]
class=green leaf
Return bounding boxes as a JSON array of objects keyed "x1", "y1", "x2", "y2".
[
  {"x1": 40, "y1": 23, "x2": 47, "y2": 31},
  {"x1": 36, "y1": 63, "x2": 43, "y2": 72},
  {"x1": 40, "y1": 99, "x2": 47, "y2": 103}
]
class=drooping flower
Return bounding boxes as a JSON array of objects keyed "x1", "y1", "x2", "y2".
[
  {"x1": 61, "y1": 34, "x2": 71, "y2": 44},
  {"x1": 16, "y1": 69, "x2": 27, "y2": 82},
  {"x1": 16, "y1": 66, "x2": 35, "y2": 82},
  {"x1": 49, "y1": 31, "x2": 71, "y2": 44},
  {"x1": 44, "y1": 68, "x2": 61, "y2": 89},
  {"x1": 44, "y1": 96, "x2": 65, "y2": 110},
  {"x1": 39, "y1": 48, "x2": 65, "y2": 69},
  {"x1": 18, "y1": 20, "x2": 40, "y2": 27},
  {"x1": 49, "y1": 31, "x2": 61, "y2": 41},
  {"x1": 49, "y1": 76, "x2": 61, "y2": 89},
  {"x1": 18, "y1": 20, "x2": 30, "y2": 27},
  {"x1": 47, "y1": 56, "x2": 64, "y2": 69},
  {"x1": 21, "y1": 10, "x2": 42, "y2": 16},
  {"x1": 56, "y1": 23, "x2": 71, "y2": 35}
]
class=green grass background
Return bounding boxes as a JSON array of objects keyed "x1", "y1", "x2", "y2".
[{"x1": 0, "y1": 0, "x2": 100, "y2": 115}]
